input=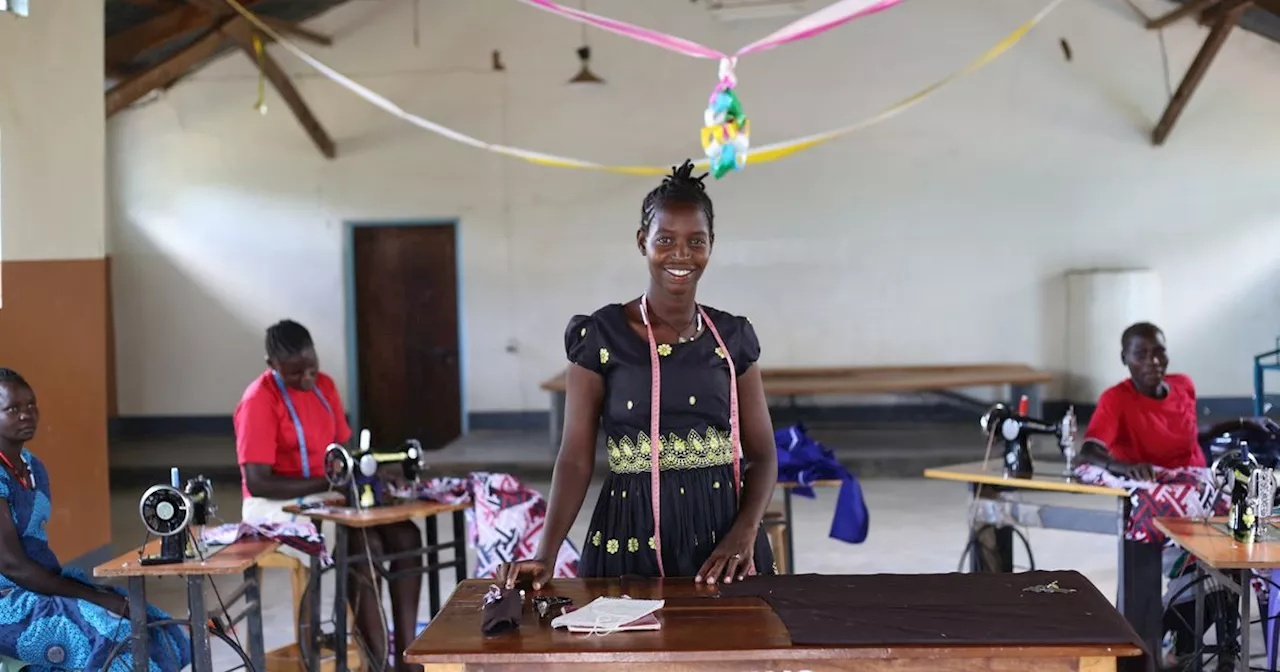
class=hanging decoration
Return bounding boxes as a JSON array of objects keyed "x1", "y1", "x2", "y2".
[
  {"x1": 252, "y1": 34, "x2": 268, "y2": 115},
  {"x1": 700, "y1": 58, "x2": 749, "y2": 178},
  {"x1": 515, "y1": 0, "x2": 907, "y2": 177},
  {"x1": 223, "y1": 0, "x2": 1067, "y2": 176}
]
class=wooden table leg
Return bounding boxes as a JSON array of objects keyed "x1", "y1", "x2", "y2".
[
  {"x1": 307, "y1": 553, "x2": 322, "y2": 667},
  {"x1": 783, "y1": 488, "x2": 796, "y2": 574},
  {"x1": 452, "y1": 508, "x2": 468, "y2": 584},
  {"x1": 549, "y1": 390, "x2": 566, "y2": 449},
  {"x1": 186, "y1": 575, "x2": 213, "y2": 672},
  {"x1": 128, "y1": 576, "x2": 148, "y2": 672},
  {"x1": 427, "y1": 514, "x2": 442, "y2": 617},
  {"x1": 243, "y1": 565, "x2": 266, "y2": 672},
  {"x1": 333, "y1": 524, "x2": 351, "y2": 672},
  {"x1": 1117, "y1": 496, "x2": 1162, "y2": 660}
]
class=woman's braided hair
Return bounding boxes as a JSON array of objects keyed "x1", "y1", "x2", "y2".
[{"x1": 640, "y1": 160, "x2": 715, "y2": 235}]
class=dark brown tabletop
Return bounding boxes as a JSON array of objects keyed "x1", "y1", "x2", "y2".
[{"x1": 406, "y1": 576, "x2": 1145, "y2": 672}]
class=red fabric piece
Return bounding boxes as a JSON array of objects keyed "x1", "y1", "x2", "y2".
[
  {"x1": 233, "y1": 369, "x2": 351, "y2": 498},
  {"x1": 1085, "y1": 374, "x2": 1205, "y2": 469}
]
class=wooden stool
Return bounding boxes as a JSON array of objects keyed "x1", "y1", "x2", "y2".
[
  {"x1": 763, "y1": 510, "x2": 789, "y2": 575},
  {"x1": 258, "y1": 550, "x2": 365, "y2": 672}
]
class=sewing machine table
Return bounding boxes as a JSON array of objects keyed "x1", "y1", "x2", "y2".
[
  {"x1": 284, "y1": 499, "x2": 470, "y2": 672},
  {"x1": 923, "y1": 460, "x2": 1162, "y2": 659},
  {"x1": 93, "y1": 538, "x2": 278, "y2": 672}
]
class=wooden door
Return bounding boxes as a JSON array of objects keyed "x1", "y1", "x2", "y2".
[{"x1": 352, "y1": 224, "x2": 462, "y2": 451}]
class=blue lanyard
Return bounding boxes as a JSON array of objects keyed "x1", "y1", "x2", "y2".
[{"x1": 271, "y1": 370, "x2": 334, "y2": 479}]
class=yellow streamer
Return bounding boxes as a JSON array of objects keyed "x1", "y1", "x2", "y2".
[
  {"x1": 224, "y1": 0, "x2": 1065, "y2": 176},
  {"x1": 252, "y1": 34, "x2": 267, "y2": 115}
]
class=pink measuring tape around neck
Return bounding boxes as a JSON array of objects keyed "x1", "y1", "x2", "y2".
[{"x1": 638, "y1": 295, "x2": 752, "y2": 578}]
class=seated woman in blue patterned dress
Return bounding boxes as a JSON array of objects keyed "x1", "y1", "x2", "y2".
[
  {"x1": 0, "y1": 368, "x2": 190, "y2": 671},
  {"x1": 498, "y1": 160, "x2": 778, "y2": 588}
]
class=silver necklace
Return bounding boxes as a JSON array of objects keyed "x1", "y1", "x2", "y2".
[{"x1": 639, "y1": 295, "x2": 703, "y2": 344}]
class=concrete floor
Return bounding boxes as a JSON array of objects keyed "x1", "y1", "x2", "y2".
[{"x1": 103, "y1": 443, "x2": 1123, "y2": 669}]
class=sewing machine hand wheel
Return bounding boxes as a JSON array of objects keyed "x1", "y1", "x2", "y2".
[
  {"x1": 1211, "y1": 446, "x2": 1260, "y2": 490},
  {"x1": 979, "y1": 404, "x2": 1007, "y2": 437},
  {"x1": 139, "y1": 485, "x2": 192, "y2": 537},
  {"x1": 324, "y1": 444, "x2": 354, "y2": 488}
]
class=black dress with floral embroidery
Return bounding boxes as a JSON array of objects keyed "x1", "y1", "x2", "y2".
[{"x1": 565, "y1": 303, "x2": 776, "y2": 578}]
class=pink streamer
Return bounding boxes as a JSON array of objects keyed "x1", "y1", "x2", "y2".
[
  {"x1": 736, "y1": 0, "x2": 907, "y2": 57},
  {"x1": 519, "y1": 0, "x2": 724, "y2": 59},
  {"x1": 516, "y1": 0, "x2": 907, "y2": 60}
]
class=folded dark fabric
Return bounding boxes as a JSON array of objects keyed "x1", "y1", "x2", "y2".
[
  {"x1": 719, "y1": 571, "x2": 1153, "y2": 672},
  {"x1": 481, "y1": 587, "x2": 523, "y2": 636}
]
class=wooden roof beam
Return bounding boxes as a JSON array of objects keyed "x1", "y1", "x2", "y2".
[
  {"x1": 107, "y1": 6, "x2": 215, "y2": 67},
  {"x1": 1146, "y1": 0, "x2": 1219, "y2": 29},
  {"x1": 188, "y1": 1, "x2": 335, "y2": 158},
  {"x1": 105, "y1": 23, "x2": 230, "y2": 117},
  {"x1": 1151, "y1": 0, "x2": 1252, "y2": 145},
  {"x1": 107, "y1": 0, "x2": 270, "y2": 69},
  {"x1": 226, "y1": 26, "x2": 337, "y2": 158}
]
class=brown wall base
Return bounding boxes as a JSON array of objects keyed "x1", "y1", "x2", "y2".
[{"x1": 0, "y1": 258, "x2": 110, "y2": 560}]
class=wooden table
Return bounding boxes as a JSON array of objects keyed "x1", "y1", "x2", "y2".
[
  {"x1": 540, "y1": 363, "x2": 1052, "y2": 447},
  {"x1": 94, "y1": 538, "x2": 279, "y2": 672},
  {"x1": 1155, "y1": 516, "x2": 1280, "y2": 671},
  {"x1": 406, "y1": 578, "x2": 1143, "y2": 671},
  {"x1": 770, "y1": 479, "x2": 842, "y2": 574},
  {"x1": 923, "y1": 460, "x2": 1163, "y2": 659},
  {"x1": 285, "y1": 498, "x2": 471, "y2": 672}
]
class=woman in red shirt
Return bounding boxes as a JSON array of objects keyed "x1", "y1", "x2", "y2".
[
  {"x1": 1076, "y1": 322, "x2": 1277, "y2": 669},
  {"x1": 234, "y1": 319, "x2": 424, "y2": 672},
  {"x1": 1078, "y1": 322, "x2": 1277, "y2": 480}
]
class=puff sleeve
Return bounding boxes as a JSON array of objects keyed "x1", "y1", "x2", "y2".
[
  {"x1": 565, "y1": 314, "x2": 606, "y2": 374},
  {"x1": 734, "y1": 316, "x2": 761, "y2": 376}
]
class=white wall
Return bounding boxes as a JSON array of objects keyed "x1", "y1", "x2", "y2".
[
  {"x1": 0, "y1": 2, "x2": 105, "y2": 261},
  {"x1": 107, "y1": 0, "x2": 1280, "y2": 416}
]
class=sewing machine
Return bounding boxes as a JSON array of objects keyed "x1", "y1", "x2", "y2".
[
  {"x1": 138, "y1": 468, "x2": 214, "y2": 565},
  {"x1": 324, "y1": 429, "x2": 426, "y2": 509},
  {"x1": 980, "y1": 403, "x2": 1077, "y2": 479}
]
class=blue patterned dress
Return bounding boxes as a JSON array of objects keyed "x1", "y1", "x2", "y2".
[{"x1": 0, "y1": 450, "x2": 191, "y2": 671}]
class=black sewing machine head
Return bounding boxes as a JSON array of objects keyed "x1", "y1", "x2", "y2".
[
  {"x1": 137, "y1": 468, "x2": 195, "y2": 566},
  {"x1": 182, "y1": 474, "x2": 215, "y2": 527},
  {"x1": 324, "y1": 429, "x2": 426, "y2": 509},
  {"x1": 980, "y1": 404, "x2": 1077, "y2": 479}
]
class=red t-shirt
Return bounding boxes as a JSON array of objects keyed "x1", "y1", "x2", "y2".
[
  {"x1": 234, "y1": 369, "x2": 352, "y2": 498},
  {"x1": 1084, "y1": 373, "x2": 1205, "y2": 469}
]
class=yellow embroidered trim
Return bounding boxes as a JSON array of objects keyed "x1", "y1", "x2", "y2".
[{"x1": 605, "y1": 427, "x2": 733, "y2": 474}]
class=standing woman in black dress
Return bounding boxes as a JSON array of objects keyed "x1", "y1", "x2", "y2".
[{"x1": 499, "y1": 161, "x2": 778, "y2": 587}]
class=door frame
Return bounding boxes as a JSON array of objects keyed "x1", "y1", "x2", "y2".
[{"x1": 342, "y1": 219, "x2": 468, "y2": 440}]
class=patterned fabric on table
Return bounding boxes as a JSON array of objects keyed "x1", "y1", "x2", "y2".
[
  {"x1": 403, "y1": 473, "x2": 580, "y2": 580},
  {"x1": 0, "y1": 450, "x2": 191, "y2": 671},
  {"x1": 203, "y1": 520, "x2": 332, "y2": 567},
  {"x1": 1073, "y1": 464, "x2": 1227, "y2": 545}
]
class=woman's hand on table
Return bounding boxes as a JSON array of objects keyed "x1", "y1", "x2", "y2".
[
  {"x1": 696, "y1": 524, "x2": 756, "y2": 585},
  {"x1": 495, "y1": 557, "x2": 552, "y2": 591}
]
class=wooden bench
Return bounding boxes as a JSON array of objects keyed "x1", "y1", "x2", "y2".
[{"x1": 538, "y1": 363, "x2": 1052, "y2": 447}]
